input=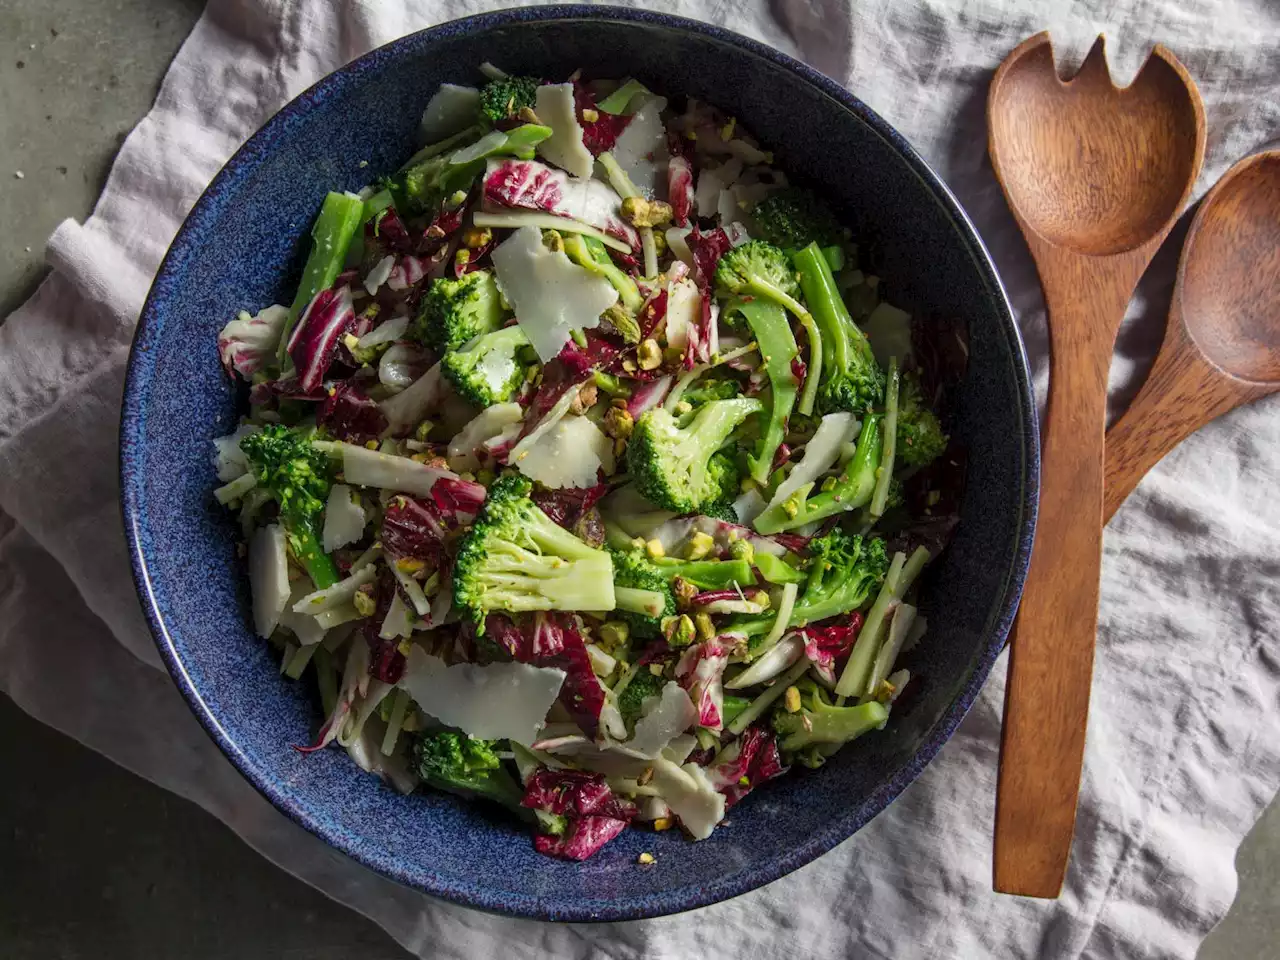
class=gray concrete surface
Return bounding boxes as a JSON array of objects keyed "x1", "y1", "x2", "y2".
[{"x1": 0, "y1": 1, "x2": 1275, "y2": 957}]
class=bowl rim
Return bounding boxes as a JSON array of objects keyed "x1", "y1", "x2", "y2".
[{"x1": 120, "y1": 2, "x2": 1039, "y2": 922}]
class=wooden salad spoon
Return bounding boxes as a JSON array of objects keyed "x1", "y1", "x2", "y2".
[
  {"x1": 987, "y1": 32, "x2": 1206, "y2": 897},
  {"x1": 1104, "y1": 149, "x2": 1280, "y2": 521}
]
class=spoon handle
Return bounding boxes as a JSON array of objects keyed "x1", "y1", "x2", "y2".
[
  {"x1": 1105, "y1": 314, "x2": 1277, "y2": 522},
  {"x1": 994, "y1": 263, "x2": 1129, "y2": 898}
]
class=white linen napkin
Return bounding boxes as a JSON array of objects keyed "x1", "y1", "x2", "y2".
[{"x1": 2, "y1": 2, "x2": 1278, "y2": 958}]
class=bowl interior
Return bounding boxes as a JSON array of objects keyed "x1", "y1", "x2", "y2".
[{"x1": 122, "y1": 7, "x2": 1035, "y2": 921}]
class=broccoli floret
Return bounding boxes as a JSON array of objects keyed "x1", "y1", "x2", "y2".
[
  {"x1": 608, "y1": 546, "x2": 677, "y2": 640},
  {"x1": 682, "y1": 378, "x2": 743, "y2": 408},
  {"x1": 750, "y1": 188, "x2": 846, "y2": 251},
  {"x1": 790, "y1": 529, "x2": 889, "y2": 628},
  {"x1": 563, "y1": 233, "x2": 643, "y2": 314},
  {"x1": 454, "y1": 475, "x2": 615, "y2": 627},
  {"x1": 616, "y1": 667, "x2": 668, "y2": 731},
  {"x1": 714, "y1": 239, "x2": 803, "y2": 308},
  {"x1": 414, "y1": 270, "x2": 508, "y2": 354},
  {"x1": 413, "y1": 731, "x2": 525, "y2": 810},
  {"x1": 239, "y1": 424, "x2": 338, "y2": 589},
  {"x1": 771, "y1": 692, "x2": 888, "y2": 752},
  {"x1": 896, "y1": 371, "x2": 947, "y2": 467},
  {"x1": 479, "y1": 76, "x2": 540, "y2": 124},
  {"x1": 753, "y1": 413, "x2": 884, "y2": 535},
  {"x1": 700, "y1": 499, "x2": 739, "y2": 523},
  {"x1": 626, "y1": 398, "x2": 762, "y2": 513},
  {"x1": 793, "y1": 242, "x2": 884, "y2": 416},
  {"x1": 440, "y1": 325, "x2": 532, "y2": 407}
]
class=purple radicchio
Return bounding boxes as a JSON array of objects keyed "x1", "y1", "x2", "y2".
[
  {"x1": 218, "y1": 305, "x2": 289, "y2": 380},
  {"x1": 675, "y1": 639, "x2": 732, "y2": 731},
  {"x1": 522, "y1": 768, "x2": 637, "y2": 860},
  {"x1": 319, "y1": 380, "x2": 387, "y2": 445},
  {"x1": 287, "y1": 285, "x2": 356, "y2": 394},
  {"x1": 482, "y1": 157, "x2": 640, "y2": 250},
  {"x1": 707, "y1": 726, "x2": 788, "y2": 808}
]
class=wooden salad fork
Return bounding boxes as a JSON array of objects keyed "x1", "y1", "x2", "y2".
[
  {"x1": 1105, "y1": 149, "x2": 1280, "y2": 520},
  {"x1": 987, "y1": 32, "x2": 1206, "y2": 897}
]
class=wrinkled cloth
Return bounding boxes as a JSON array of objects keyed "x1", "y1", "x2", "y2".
[{"x1": 2, "y1": 1, "x2": 1279, "y2": 958}]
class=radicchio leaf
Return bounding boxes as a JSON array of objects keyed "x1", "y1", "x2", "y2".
[
  {"x1": 381, "y1": 495, "x2": 447, "y2": 562},
  {"x1": 687, "y1": 225, "x2": 732, "y2": 289},
  {"x1": 287, "y1": 286, "x2": 356, "y2": 393},
  {"x1": 572, "y1": 82, "x2": 634, "y2": 155},
  {"x1": 522, "y1": 767, "x2": 637, "y2": 861},
  {"x1": 707, "y1": 726, "x2": 787, "y2": 808},
  {"x1": 675, "y1": 639, "x2": 731, "y2": 731},
  {"x1": 319, "y1": 380, "x2": 387, "y2": 445},
  {"x1": 667, "y1": 154, "x2": 694, "y2": 226},
  {"x1": 799, "y1": 615, "x2": 864, "y2": 686},
  {"x1": 482, "y1": 157, "x2": 640, "y2": 250}
]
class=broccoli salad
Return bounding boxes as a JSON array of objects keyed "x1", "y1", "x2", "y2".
[{"x1": 213, "y1": 65, "x2": 963, "y2": 862}]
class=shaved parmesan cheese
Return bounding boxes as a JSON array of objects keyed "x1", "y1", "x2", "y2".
[
  {"x1": 322, "y1": 484, "x2": 366, "y2": 552},
  {"x1": 861, "y1": 302, "x2": 914, "y2": 369},
  {"x1": 516, "y1": 414, "x2": 614, "y2": 489},
  {"x1": 534, "y1": 83, "x2": 594, "y2": 179},
  {"x1": 665, "y1": 226, "x2": 694, "y2": 271},
  {"x1": 611, "y1": 96, "x2": 670, "y2": 198},
  {"x1": 664, "y1": 277, "x2": 701, "y2": 354},
  {"x1": 399, "y1": 646, "x2": 566, "y2": 745},
  {"x1": 627, "y1": 682, "x2": 698, "y2": 757},
  {"x1": 510, "y1": 385, "x2": 578, "y2": 463},
  {"x1": 292, "y1": 563, "x2": 377, "y2": 615},
  {"x1": 355, "y1": 313, "x2": 409, "y2": 350},
  {"x1": 279, "y1": 583, "x2": 328, "y2": 647},
  {"x1": 339, "y1": 443, "x2": 452, "y2": 497},
  {"x1": 491, "y1": 226, "x2": 618, "y2": 361},
  {"x1": 212, "y1": 424, "x2": 259, "y2": 482},
  {"x1": 248, "y1": 524, "x2": 290, "y2": 639},
  {"x1": 586, "y1": 644, "x2": 617, "y2": 677},
  {"x1": 695, "y1": 168, "x2": 723, "y2": 218},
  {"x1": 717, "y1": 188, "x2": 740, "y2": 225},
  {"x1": 447, "y1": 402, "x2": 524, "y2": 473},
  {"x1": 482, "y1": 158, "x2": 638, "y2": 249},
  {"x1": 419, "y1": 83, "x2": 481, "y2": 143},
  {"x1": 379, "y1": 591, "x2": 416, "y2": 640},
  {"x1": 662, "y1": 734, "x2": 698, "y2": 766},
  {"x1": 363, "y1": 255, "x2": 396, "y2": 296},
  {"x1": 379, "y1": 362, "x2": 447, "y2": 433},
  {"x1": 649, "y1": 757, "x2": 726, "y2": 840}
]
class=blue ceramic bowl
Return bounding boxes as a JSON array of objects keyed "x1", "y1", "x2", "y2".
[{"x1": 121, "y1": 5, "x2": 1037, "y2": 921}]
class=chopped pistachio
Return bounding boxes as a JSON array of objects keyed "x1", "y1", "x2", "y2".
[
  {"x1": 353, "y1": 584, "x2": 377, "y2": 617},
  {"x1": 620, "y1": 196, "x2": 675, "y2": 228},
  {"x1": 645, "y1": 538, "x2": 665, "y2": 559},
  {"x1": 542, "y1": 229, "x2": 565, "y2": 253},
  {"x1": 684, "y1": 531, "x2": 715, "y2": 561},
  {"x1": 461, "y1": 226, "x2": 493, "y2": 249},
  {"x1": 517, "y1": 105, "x2": 541, "y2": 124},
  {"x1": 413, "y1": 420, "x2": 435, "y2": 442},
  {"x1": 728, "y1": 538, "x2": 755, "y2": 563},
  {"x1": 569, "y1": 381, "x2": 599, "y2": 416},
  {"x1": 695, "y1": 611, "x2": 715, "y2": 642},
  {"x1": 648, "y1": 662, "x2": 665, "y2": 677},
  {"x1": 599, "y1": 620, "x2": 630, "y2": 649},
  {"x1": 637, "y1": 852, "x2": 656, "y2": 865},
  {"x1": 637, "y1": 338, "x2": 663, "y2": 371},
  {"x1": 582, "y1": 107, "x2": 600, "y2": 122},
  {"x1": 603, "y1": 405, "x2": 634, "y2": 440},
  {"x1": 652, "y1": 817, "x2": 672, "y2": 832},
  {"x1": 784, "y1": 685, "x2": 802, "y2": 713}
]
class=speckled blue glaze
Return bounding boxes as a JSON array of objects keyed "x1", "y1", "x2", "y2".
[{"x1": 120, "y1": 5, "x2": 1038, "y2": 922}]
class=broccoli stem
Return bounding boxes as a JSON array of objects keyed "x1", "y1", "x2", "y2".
[
  {"x1": 735, "y1": 300, "x2": 798, "y2": 484},
  {"x1": 753, "y1": 552, "x2": 806, "y2": 584},
  {"x1": 834, "y1": 550, "x2": 906, "y2": 699},
  {"x1": 722, "y1": 694, "x2": 750, "y2": 726},
  {"x1": 283, "y1": 511, "x2": 340, "y2": 590},
  {"x1": 654, "y1": 557, "x2": 756, "y2": 589},
  {"x1": 564, "y1": 233, "x2": 642, "y2": 313},
  {"x1": 615, "y1": 586, "x2": 669, "y2": 617},
  {"x1": 794, "y1": 242, "x2": 871, "y2": 376},
  {"x1": 280, "y1": 191, "x2": 365, "y2": 364},
  {"x1": 399, "y1": 122, "x2": 487, "y2": 171},
  {"x1": 752, "y1": 413, "x2": 883, "y2": 535},
  {"x1": 596, "y1": 79, "x2": 652, "y2": 114},
  {"x1": 726, "y1": 657, "x2": 812, "y2": 735},
  {"x1": 869, "y1": 357, "x2": 900, "y2": 517},
  {"x1": 796, "y1": 311, "x2": 823, "y2": 417},
  {"x1": 778, "y1": 699, "x2": 887, "y2": 752}
]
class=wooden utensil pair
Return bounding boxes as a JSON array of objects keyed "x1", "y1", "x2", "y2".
[{"x1": 987, "y1": 32, "x2": 1280, "y2": 897}]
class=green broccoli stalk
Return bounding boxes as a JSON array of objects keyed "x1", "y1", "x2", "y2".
[
  {"x1": 772, "y1": 692, "x2": 888, "y2": 752},
  {"x1": 752, "y1": 414, "x2": 884, "y2": 535},
  {"x1": 563, "y1": 233, "x2": 643, "y2": 314},
  {"x1": 454, "y1": 475, "x2": 615, "y2": 626},
  {"x1": 654, "y1": 557, "x2": 756, "y2": 590},
  {"x1": 728, "y1": 300, "x2": 798, "y2": 484},
  {"x1": 608, "y1": 546, "x2": 677, "y2": 640},
  {"x1": 440, "y1": 324, "x2": 532, "y2": 407},
  {"x1": 278, "y1": 192, "x2": 365, "y2": 365},
  {"x1": 239, "y1": 424, "x2": 339, "y2": 589},
  {"x1": 414, "y1": 270, "x2": 509, "y2": 354},
  {"x1": 479, "y1": 76, "x2": 540, "y2": 124},
  {"x1": 896, "y1": 370, "x2": 948, "y2": 467},
  {"x1": 626, "y1": 398, "x2": 762, "y2": 513},
  {"x1": 395, "y1": 123, "x2": 551, "y2": 215},
  {"x1": 413, "y1": 731, "x2": 525, "y2": 810},
  {"x1": 791, "y1": 529, "x2": 888, "y2": 628},
  {"x1": 793, "y1": 242, "x2": 884, "y2": 416},
  {"x1": 749, "y1": 188, "x2": 846, "y2": 251},
  {"x1": 715, "y1": 239, "x2": 813, "y2": 328}
]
